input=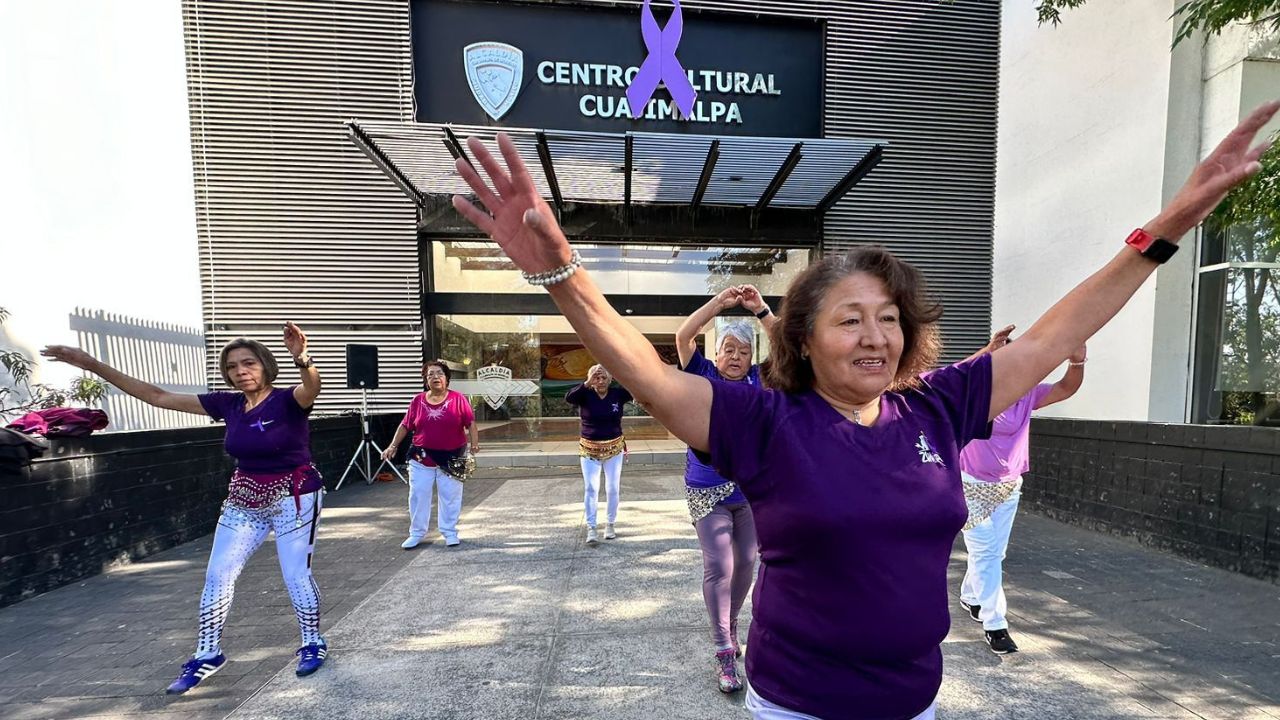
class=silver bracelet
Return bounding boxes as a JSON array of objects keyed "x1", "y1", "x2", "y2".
[
  {"x1": 1069, "y1": 359, "x2": 1087, "y2": 367},
  {"x1": 522, "y1": 249, "x2": 583, "y2": 287}
]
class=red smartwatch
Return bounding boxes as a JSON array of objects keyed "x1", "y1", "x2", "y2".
[{"x1": 1125, "y1": 228, "x2": 1179, "y2": 264}]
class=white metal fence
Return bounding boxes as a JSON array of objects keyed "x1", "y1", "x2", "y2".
[{"x1": 71, "y1": 308, "x2": 208, "y2": 432}]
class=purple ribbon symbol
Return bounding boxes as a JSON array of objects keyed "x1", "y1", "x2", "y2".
[{"x1": 625, "y1": 0, "x2": 698, "y2": 119}]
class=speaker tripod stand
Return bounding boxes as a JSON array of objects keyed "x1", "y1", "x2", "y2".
[{"x1": 336, "y1": 386, "x2": 406, "y2": 490}]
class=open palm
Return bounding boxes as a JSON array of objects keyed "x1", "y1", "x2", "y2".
[
  {"x1": 1161, "y1": 101, "x2": 1279, "y2": 237},
  {"x1": 451, "y1": 134, "x2": 573, "y2": 275}
]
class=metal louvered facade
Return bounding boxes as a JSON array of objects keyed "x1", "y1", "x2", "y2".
[{"x1": 181, "y1": 0, "x2": 996, "y2": 413}]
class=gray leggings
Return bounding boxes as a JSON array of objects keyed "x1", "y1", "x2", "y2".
[{"x1": 694, "y1": 502, "x2": 758, "y2": 649}]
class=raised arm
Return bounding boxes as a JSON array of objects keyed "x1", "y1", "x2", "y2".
[
  {"x1": 40, "y1": 345, "x2": 208, "y2": 415},
  {"x1": 962, "y1": 324, "x2": 1015, "y2": 365},
  {"x1": 1035, "y1": 345, "x2": 1086, "y2": 409},
  {"x1": 283, "y1": 321, "x2": 321, "y2": 409},
  {"x1": 738, "y1": 284, "x2": 780, "y2": 336},
  {"x1": 563, "y1": 382, "x2": 589, "y2": 405},
  {"x1": 676, "y1": 288, "x2": 741, "y2": 368},
  {"x1": 451, "y1": 133, "x2": 713, "y2": 452},
  {"x1": 989, "y1": 100, "x2": 1280, "y2": 421}
]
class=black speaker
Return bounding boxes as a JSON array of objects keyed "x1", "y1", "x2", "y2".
[{"x1": 346, "y1": 344, "x2": 379, "y2": 389}]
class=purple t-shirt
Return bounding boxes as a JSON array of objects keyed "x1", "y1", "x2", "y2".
[
  {"x1": 960, "y1": 383, "x2": 1053, "y2": 483},
  {"x1": 564, "y1": 385, "x2": 633, "y2": 440},
  {"x1": 707, "y1": 354, "x2": 993, "y2": 719},
  {"x1": 198, "y1": 387, "x2": 313, "y2": 473},
  {"x1": 679, "y1": 349, "x2": 761, "y2": 505}
]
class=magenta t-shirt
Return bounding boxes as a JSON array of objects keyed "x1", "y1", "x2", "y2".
[
  {"x1": 402, "y1": 390, "x2": 475, "y2": 465},
  {"x1": 959, "y1": 383, "x2": 1052, "y2": 483},
  {"x1": 706, "y1": 354, "x2": 993, "y2": 720}
]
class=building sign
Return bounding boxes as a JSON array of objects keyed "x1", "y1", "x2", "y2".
[{"x1": 411, "y1": 0, "x2": 823, "y2": 137}]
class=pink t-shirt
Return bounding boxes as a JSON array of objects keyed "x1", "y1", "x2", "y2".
[
  {"x1": 401, "y1": 390, "x2": 475, "y2": 465},
  {"x1": 958, "y1": 383, "x2": 1053, "y2": 483}
]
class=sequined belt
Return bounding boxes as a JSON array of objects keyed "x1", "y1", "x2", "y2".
[
  {"x1": 579, "y1": 436, "x2": 626, "y2": 461},
  {"x1": 961, "y1": 475, "x2": 1022, "y2": 530},
  {"x1": 226, "y1": 464, "x2": 324, "y2": 517},
  {"x1": 686, "y1": 482, "x2": 738, "y2": 524}
]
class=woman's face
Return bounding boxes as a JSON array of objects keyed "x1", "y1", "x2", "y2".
[
  {"x1": 715, "y1": 336, "x2": 752, "y2": 381},
  {"x1": 225, "y1": 348, "x2": 267, "y2": 392},
  {"x1": 423, "y1": 365, "x2": 449, "y2": 391},
  {"x1": 588, "y1": 368, "x2": 611, "y2": 391},
  {"x1": 805, "y1": 272, "x2": 905, "y2": 405}
]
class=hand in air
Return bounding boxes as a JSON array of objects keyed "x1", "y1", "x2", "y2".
[
  {"x1": 40, "y1": 345, "x2": 95, "y2": 370},
  {"x1": 451, "y1": 133, "x2": 574, "y2": 276},
  {"x1": 738, "y1": 285, "x2": 767, "y2": 314},
  {"x1": 283, "y1": 321, "x2": 308, "y2": 358},
  {"x1": 1154, "y1": 100, "x2": 1280, "y2": 238}
]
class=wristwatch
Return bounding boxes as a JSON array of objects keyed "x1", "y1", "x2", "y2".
[
  {"x1": 294, "y1": 354, "x2": 315, "y2": 369},
  {"x1": 755, "y1": 307, "x2": 772, "y2": 319},
  {"x1": 1125, "y1": 228, "x2": 1179, "y2": 264}
]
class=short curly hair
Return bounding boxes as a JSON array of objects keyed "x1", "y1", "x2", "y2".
[
  {"x1": 218, "y1": 338, "x2": 279, "y2": 388},
  {"x1": 424, "y1": 359, "x2": 452, "y2": 385},
  {"x1": 764, "y1": 247, "x2": 943, "y2": 394}
]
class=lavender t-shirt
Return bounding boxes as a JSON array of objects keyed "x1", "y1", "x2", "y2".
[
  {"x1": 198, "y1": 387, "x2": 313, "y2": 473},
  {"x1": 960, "y1": 383, "x2": 1053, "y2": 483},
  {"x1": 680, "y1": 349, "x2": 761, "y2": 505},
  {"x1": 564, "y1": 385, "x2": 633, "y2": 440},
  {"x1": 707, "y1": 354, "x2": 993, "y2": 719}
]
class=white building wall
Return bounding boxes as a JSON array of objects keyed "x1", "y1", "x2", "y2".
[
  {"x1": 0, "y1": 1, "x2": 202, "y2": 399},
  {"x1": 993, "y1": 0, "x2": 1175, "y2": 420}
]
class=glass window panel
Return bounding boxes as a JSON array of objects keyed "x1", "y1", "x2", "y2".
[
  {"x1": 432, "y1": 242, "x2": 809, "y2": 295},
  {"x1": 1192, "y1": 220, "x2": 1280, "y2": 425}
]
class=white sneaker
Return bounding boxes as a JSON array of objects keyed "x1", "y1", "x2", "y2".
[
  {"x1": 401, "y1": 536, "x2": 423, "y2": 549},
  {"x1": 586, "y1": 527, "x2": 599, "y2": 544},
  {"x1": 604, "y1": 524, "x2": 617, "y2": 540}
]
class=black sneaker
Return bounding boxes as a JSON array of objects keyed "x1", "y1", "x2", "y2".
[
  {"x1": 984, "y1": 629, "x2": 1019, "y2": 655},
  {"x1": 959, "y1": 599, "x2": 981, "y2": 623}
]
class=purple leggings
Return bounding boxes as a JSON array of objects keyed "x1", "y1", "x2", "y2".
[{"x1": 694, "y1": 502, "x2": 758, "y2": 649}]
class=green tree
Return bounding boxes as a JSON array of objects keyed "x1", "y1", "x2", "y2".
[
  {"x1": 0, "y1": 307, "x2": 110, "y2": 420},
  {"x1": 1034, "y1": 0, "x2": 1280, "y2": 45}
]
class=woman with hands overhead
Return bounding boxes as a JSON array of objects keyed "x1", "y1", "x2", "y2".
[
  {"x1": 673, "y1": 284, "x2": 774, "y2": 693},
  {"x1": 42, "y1": 322, "x2": 330, "y2": 693},
  {"x1": 448, "y1": 101, "x2": 1279, "y2": 719}
]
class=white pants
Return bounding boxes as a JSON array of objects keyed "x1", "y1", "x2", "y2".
[
  {"x1": 746, "y1": 685, "x2": 936, "y2": 720},
  {"x1": 196, "y1": 491, "x2": 323, "y2": 658},
  {"x1": 408, "y1": 461, "x2": 464, "y2": 543},
  {"x1": 960, "y1": 473, "x2": 1022, "y2": 631},
  {"x1": 580, "y1": 453, "x2": 623, "y2": 528}
]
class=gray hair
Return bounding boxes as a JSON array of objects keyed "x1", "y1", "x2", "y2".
[
  {"x1": 716, "y1": 321, "x2": 755, "y2": 354},
  {"x1": 587, "y1": 364, "x2": 610, "y2": 381}
]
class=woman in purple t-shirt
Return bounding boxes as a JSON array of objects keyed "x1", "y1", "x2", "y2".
[
  {"x1": 564, "y1": 364, "x2": 633, "y2": 544},
  {"x1": 448, "y1": 106, "x2": 1275, "y2": 719},
  {"x1": 43, "y1": 323, "x2": 329, "y2": 692},
  {"x1": 674, "y1": 285, "x2": 776, "y2": 693},
  {"x1": 383, "y1": 360, "x2": 479, "y2": 549}
]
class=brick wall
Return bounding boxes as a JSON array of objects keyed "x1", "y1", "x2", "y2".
[
  {"x1": 0, "y1": 413, "x2": 401, "y2": 608},
  {"x1": 1024, "y1": 418, "x2": 1279, "y2": 582}
]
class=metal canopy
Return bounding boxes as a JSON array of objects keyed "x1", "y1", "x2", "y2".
[{"x1": 348, "y1": 120, "x2": 886, "y2": 244}]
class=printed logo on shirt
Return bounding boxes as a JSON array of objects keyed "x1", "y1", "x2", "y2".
[
  {"x1": 251, "y1": 418, "x2": 275, "y2": 432},
  {"x1": 611, "y1": 403, "x2": 621, "y2": 413},
  {"x1": 425, "y1": 404, "x2": 448, "y2": 421},
  {"x1": 915, "y1": 431, "x2": 945, "y2": 466}
]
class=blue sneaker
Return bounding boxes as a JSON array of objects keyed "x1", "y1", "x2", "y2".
[
  {"x1": 165, "y1": 654, "x2": 227, "y2": 694},
  {"x1": 295, "y1": 640, "x2": 328, "y2": 676}
]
